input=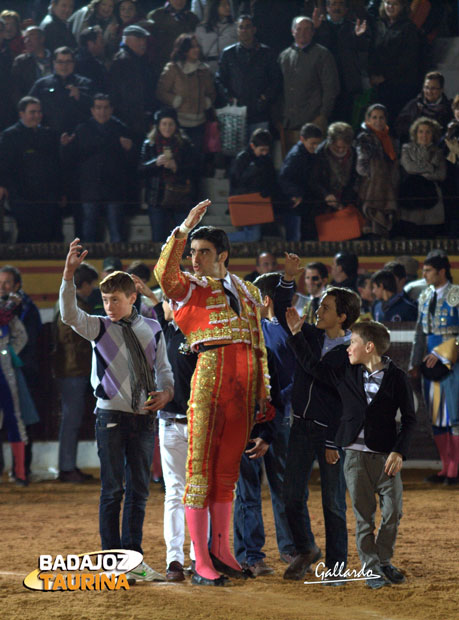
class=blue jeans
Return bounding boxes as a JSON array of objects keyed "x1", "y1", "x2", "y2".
[
  {"x1": 58, "y1": 376, "x2": 89, "y2": 472},
  {"x1": 81, "y1": 202, "x2": 123, "y2": 243},
  {"x1": 283, "y1": 418, "x2": 347, "y2": 568},
  {"x1": 95, "y1": 409, "x2": 156, "y2": 553},
  {"x1": 227, "y1": 224, "x2": 262, "y2": 243},
  {"x1": 234, "y1": 417, "x2": 296, "y2": 565},
  {"x1": 148, "y1": 206, "x2": 188, "y2": 243},
  {"x1": 282, "y1": 212, "x2": 302, "y2": 241}
]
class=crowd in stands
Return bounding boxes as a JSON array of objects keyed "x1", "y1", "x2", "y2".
[{"x1": 0, "y1": 1, "x2": 458, "y2": 243}]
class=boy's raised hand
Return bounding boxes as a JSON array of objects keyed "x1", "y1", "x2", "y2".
[
  {"x1": 63, "y1": 238, "x2": 88, "y2": 281},
  {"x1": 286, "y1": 306, "x2": 306, "y2": 336},
  {"x1": 283, "y1": 252, "x2": 303, "y2": 281}
]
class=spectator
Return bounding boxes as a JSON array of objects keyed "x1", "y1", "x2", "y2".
[
  {"x1": 0, "y1": 292, "x2": 28, "y2": 485},
  {"x1": 312, "y1": 122, "x2": 359, "y2": 237},
  {"x1": 398, "y1": 117, "x2": 446, "y2": 238},
  {"x1": 293, "y1": 261, "x2": 329, "y2": 323},
  {"x1": 12, "y1": 26, "x2": 52, "y2": 105},
  {"x1": 69, "y1": 0, "x2": 117, "y2": 43},
  {"x1": 228, "y1": 128, "x2": 278, "y2": 243},
  {"x1": 216, "y1": 14, "x2": 281, "y2": 136},
  {"x1": 356, "y1": 272, "x2": 374, "y2": 315},
  {"x1": 0, "y1": 10, "x2": 25, "y2": 58},
  {"x1": 139, "y1": 107, "x2": 193, "y2": 243},
  {"x1": 29, "y1": 46, "x2": 94, "y2": 134},
  {"x1": 109, "y1": 23, "x2": 156, "y2": 138},
  {"x1": 156, "y1": 33, "x2": 215, "y2": 195},
  {"x1": 355, "y1": 103, "x2": 398, "y2": 237},
  {"x1": 195, "y1": 0, "x2": 237, "y2": 75},
  {"x1": 313, "y1": 0, "x2": 370, "y2": 122},
  {"x1": 0, "y1": 17, "x2": 15, "y2": 131},
  {"x1": 0, "y1": 96, "x2": 62, "y2": 242},
  {"x1": 126, "y1": 261, "x2": 158, "y2": 319},
  {"x1": 278, "y1": 16, "x2": 339, "y2": 152},
  {"x1": 384, "y1": 260, "x2": 409, "y2": 294},
  {"x1": 330, "y1": 250, "x2": 358, "y2": 291},
  {"x1": 148, "y1": 0, "x2": 199, "y2": 74},
  {"x1": 371, "y1": 269, "x2": 417, "y2": 322},
  {"x1": 279, "y1": 123, "x2": 323, "y2": 241},
  {"x1": 192, "y1": 0, "x2": 238, "y2": 22},
  {"x1": 54, "y1": 261, "x2": 98, "y2": 483},
  {"x1": 244, "y1": 251, "x2": 279, "y2": 282},
  {"x1": 395, "y1": 71, "x2": 452, "y2": 143},
  {"x1": 0, "y1": 265, "x2": 42, "y2": 480},
  {"x1": 74, "y1": 25, "x2": 109, "y2": 91},
  {"x1": 40, "y1": 0, "x2": 78, "y2": 53},
  {"x1": 442, "y1": 95, "x2": 459, "y2": 238},
  {"x1": 369, "y1": 0, "x2": 424, "y2": 123},
  {"x1": 106, "y1": 0, "x2": 152, "y2": 61},
  {"x1": 61, "y1": 93, "x2": 134, "y2": 242}
]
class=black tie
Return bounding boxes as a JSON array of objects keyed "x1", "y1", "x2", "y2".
[
  {"x1": 428, "y1": 291, "x2": 437, "y2": 316},
  {"x1": 311, "y1": 297, "x2": 320, "y2": 315},
  {"x1": 220, "y1": 280, "x2": 240, "y2": 315}
]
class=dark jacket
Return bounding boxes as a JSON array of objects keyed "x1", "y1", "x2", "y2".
[
  {"x1": 139, "y1": 133, "x2": 193, "y2": 206},
  {"x1": 0, "y1": 121, "x2": 61, "y2": 201},
  {"x1": 279, "y1": 141, "x2": 317, "y2": 213},
  {"x1": 370, "y1": 16, "x2": 424, "y2": 87},
  {"x1": 0, "y1": 42, "x2": 14, "y2": 131},
  {"x1": 109, "y1": 45, "x2": 157, "y2": 136},
  {"x1": 229, "y1": 147, "x2": 279, "y2": 198},
  {"x1": 148, "y1": 6, "x2": 199, "y2": 74},
  {"x1": 372, "y1": 292, "x2": 418, "y2": 323},
  {"x1": 314, "y1": 18, "x2": 370, "y2": 94},
  {"x1": 12, "y1": 51, "x2": 52, "y2": 104},
  {"x1": 74, "y1": 47, "x2": 109, "y2": 93},
  {"x1": 395, "y1": 92, "x2": 453, "y2": 142},
  {"x1": 15, "y1": 290, "x2": 42, "y2": 389},
  {"x1": 62, "y1": 116, "x2": 134, "y2": 202},
  {"x1": 273, "y1": 276, "x2": 346, "y2": 449},
  {"x1": 216, "y1": 42, "x2": 281, "y2": 123},
  {"x1": 287, "y1": 335, "x2": 417, "y2": 458},
  {"x1": 40, "y1": 13, "x2": 77, "y2": 53},
  {"x1": 29, "y1": 72, "x2": 94, "y2": 133},
  {"x1": 154, "y1": 302, "x2": 197, "y2": 415}
]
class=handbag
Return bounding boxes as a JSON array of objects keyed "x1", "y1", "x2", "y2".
[
  {"x1": 203, "y1": 120, "x2": 222, "y2": 153},
  {"x1": 161, "y1": 181, "x2": 192, "y2": 210},
  {"x1": 315, "y1": 205, "x2": 364, "y2": 241},
  {"x1": 398, "y1": 174, "x2": 438, "y2": 210},
  {"x1": 216, "y1": 104, "x2": 247, "y2": 156},
  {"x1": 228, "y1": 193, "x2": 274, "y2": 226}
]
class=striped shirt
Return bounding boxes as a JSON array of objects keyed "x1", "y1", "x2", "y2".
[{"x1": 345, "y1": 361, "x2": 388, "y2": 453}]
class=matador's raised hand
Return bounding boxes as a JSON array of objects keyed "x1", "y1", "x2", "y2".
[{"x1": 177, "y1": 199, "x2": 212, "y2": 238}]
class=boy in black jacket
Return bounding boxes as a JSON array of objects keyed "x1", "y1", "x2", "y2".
[
  {"x1": 285, "y1": 314, "x2": 416, "y2": 589},
  {"x1": 273, "y1": 253, "x2": 361, "y2": 582}
]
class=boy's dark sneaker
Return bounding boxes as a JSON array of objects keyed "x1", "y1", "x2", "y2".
[{"x1": 381, "y1": 564, "x2": 406, "y2": 584}]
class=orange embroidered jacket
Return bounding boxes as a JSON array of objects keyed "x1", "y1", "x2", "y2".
[{"x1": 154, "y1": 230, "x2": 270, "y2": 398}]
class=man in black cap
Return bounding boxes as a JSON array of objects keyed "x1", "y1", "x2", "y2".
[{"x1": 109, "y1": 24, "x2": 157, "y2": 139}]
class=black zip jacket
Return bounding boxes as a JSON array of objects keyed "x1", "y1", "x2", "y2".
[{"x1": 273, "y1": 276, "x2": 346, "y2": 449}]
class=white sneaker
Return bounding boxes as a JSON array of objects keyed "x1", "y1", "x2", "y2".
[{"x1": 126, "y1": 561, "x2": 166, "y2": 582}]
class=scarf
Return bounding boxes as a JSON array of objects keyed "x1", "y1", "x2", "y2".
[
  {"x1": 117, "y1": 307, "x2": 156, "y2": 413},
  {"x1": 366, "y1": 123, "x2": 396, "y2": 161},
  {"x1": 155, "y1": 133, "x2": 181, "y2": 183}
]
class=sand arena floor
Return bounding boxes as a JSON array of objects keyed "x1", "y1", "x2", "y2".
[{"x1": 0, "y1": 469, "x2": 457, "y2": 620}]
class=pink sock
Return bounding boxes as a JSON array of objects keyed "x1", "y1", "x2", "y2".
[
  {"x1": 209, "y1": 501, "x2": 241, "y2": 571},
  {"x1": 11, "y1": 442, "x2": 26, "y2": 481},
  {"x1": 447, "y1": 434, "x2": 459, "y2": 479},
  {"x1": 433, "y1": 433, "x2": 450, "y2": 476},
  {"x1": 185, "y1": 506, "x2": 219, "y2": 580}
]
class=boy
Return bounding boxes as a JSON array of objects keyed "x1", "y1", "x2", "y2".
[
  {"x1": 228, "y1": 128, "x2": 279, "y2": 243},
  {"x1": 233, "y1": 272, "x2": 296, "y2": 575},
  {"x1": 279, "y1": 123, "x2": 323, "y2": 241},
  {"x1": 60, "y1": 238, "x2": 174, "y2": 582},
  {"x1": 286, "y1": 314, "x2": 417, "y2": 589},
  {"x1": 273, "y1": 253, "x2": 361, "y2": 581},
  {"x1": 371, "y1": 269, "x2": 417, "y2": 322}
]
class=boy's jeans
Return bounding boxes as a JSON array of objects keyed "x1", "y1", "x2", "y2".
[{"x1": 95, "y1": 409, "x2": 156, "y2": 554}]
